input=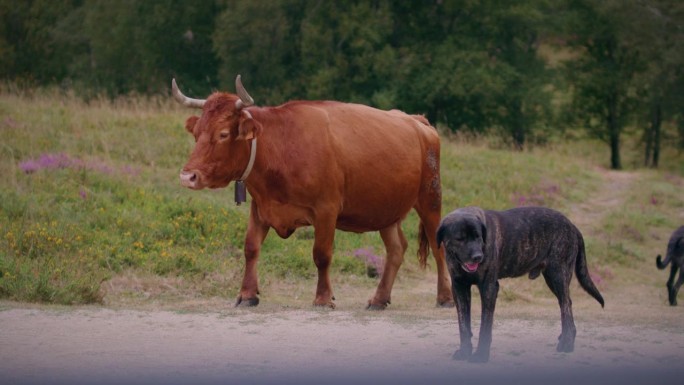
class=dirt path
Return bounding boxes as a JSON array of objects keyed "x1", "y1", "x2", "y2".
[
  {"x1": 1, "y1": 303, "x2": 683, "y2": 385},
  {"x1": 567, "y1": 167, "x2": 638, "y2": 232}
]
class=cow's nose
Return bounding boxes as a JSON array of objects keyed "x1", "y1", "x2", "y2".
[{"x1": 180, "y1": 170, "x2": 199, "y2": 188}]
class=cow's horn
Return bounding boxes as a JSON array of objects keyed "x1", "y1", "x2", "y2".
[
  {"x1": 171, "y1": 78, "x2": 206, "y2": 108},
  {"x1": 235, "y1": 75, "x2": 254, "y2": 109}
]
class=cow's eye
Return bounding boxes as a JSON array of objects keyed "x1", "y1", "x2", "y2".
[{"x1": 219, "y1": 130, "x2": 230, "y2": 140}]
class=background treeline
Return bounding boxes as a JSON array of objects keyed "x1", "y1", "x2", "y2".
[{"x1": 1, "y1": 0, "x2": 683, "y2": 169}]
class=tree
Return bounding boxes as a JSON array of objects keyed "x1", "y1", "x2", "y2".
[
  {"x1": 629, "y1": 1, "x2": 684, "y2": 168},
  {"x1": 0, "y1": 0, "x2": 221, "y2": 95},
  {"x1": 564, "y1": 0, "x2": 684, "y2": 169},
  {"x1": 564, "y1": 0, "x2": 645, "y2": 170},
  {"x1": 299, "y1": 1, "x2": 397, "y2": 107},
  {"x1": 0, "y1": 0, "x2": 81, "y2": 84},
  {"x1": 212, "y1": 0, "x2": 306, "y2": 105},
  {"x1": 393, "y1": 0, "x2": 553, "y2": 149},
  {"x1": 73, "y1": 0, "x2": 220, "y2": 95}
]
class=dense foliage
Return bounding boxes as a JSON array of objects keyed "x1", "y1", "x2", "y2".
[{"x1": 1, "y1": 0, "x2": 683, "y2": 163}]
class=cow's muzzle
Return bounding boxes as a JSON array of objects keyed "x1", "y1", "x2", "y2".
[{"x1": 180, "y1": 170, "x2": 201, "y2": 189}]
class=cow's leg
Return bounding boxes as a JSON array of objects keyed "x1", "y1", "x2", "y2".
[
  {"x1": 451, "y1": 280, "x2": 474, "y2": 360},
  {"x1": 471, "y1": 280, "x2": 499, "y2": 363},
  {"x1": 666, "y1": 263, "x2": 679, "y2": 305},
  {"x1": 367, "y1": 222, "x2": 406, "y2": 310},
  {"x1": 414, "y1": 145, "x2": 453, "y2": 307},
  {"x1": 312, "y1": 216, "x2": 336, "y2": 308},
  {"x1": 415, "y1": 205, "x2": 454, "y2": 307},
  {"x1": 236, "y1": 201, "x2": 270, "y2": 307},
  {"x1": 543, "y1": 266, "x2": 576, "y2": 352}
]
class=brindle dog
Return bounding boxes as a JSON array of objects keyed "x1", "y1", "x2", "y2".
[
  {"x1": 437, "y1": 206, "x2": 605, "y2": 363},
  {"x1": 656, "y1": 225, "x2": 684, "y2": 306}
]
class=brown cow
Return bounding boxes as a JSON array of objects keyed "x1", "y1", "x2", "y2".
[{"x1": 172, "y1": 75, "x2": 454, "y2": 309}]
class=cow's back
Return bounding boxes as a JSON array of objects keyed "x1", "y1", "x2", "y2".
[
  {"x1": 320, "y1": 102, "x2": 439, "y2": 231},
  {"x1": 250, "y1": 101, "x2": 438, "y2": 232}
]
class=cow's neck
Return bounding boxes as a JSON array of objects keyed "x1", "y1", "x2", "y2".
[{"x1": 241, "y1": 111, "x2": 295, "y2": 205}]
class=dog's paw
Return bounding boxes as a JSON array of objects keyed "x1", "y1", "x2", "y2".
[
  {"x1": 469, "y1": 350, "x2": 490, "y2": 363},
  {"x1": 451, "y1": 348, "x2": 472, "y2": 361},
  {"x1": 556, "y1": 339, "x2": 574, "y2": 353}
]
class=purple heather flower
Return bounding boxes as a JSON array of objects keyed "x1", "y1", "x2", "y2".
[
  {"x1": 354, "y1": 247, "x2": 384, "y2": 276},
  {"x1": 19, "y1": 153, "x2": 74, "y2": 173},
  {"x1": 19, "y1": 152, "x2": 140, "y2": 177}
]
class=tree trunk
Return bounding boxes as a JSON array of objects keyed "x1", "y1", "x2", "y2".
[
  {"x1": 510, "y1": 99, "x2": 525, "y2": 151},
  {"x1": 643, "y1": 122, "x2": 653, "y2": 167},
  {"x1": 651, "y1": 102, "x2": 661, "y2": 168},
  {"x1": 610, "y1": 129, "x2": 621, "y2": 170},
  {"x1": 607, "y1": 93, "x2": 622, "y2": 170},
  {"x1": 679, "y1": 115, "x2": 684, "y2": 151}
]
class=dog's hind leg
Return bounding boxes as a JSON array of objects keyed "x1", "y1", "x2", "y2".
[
  {"x1": 543, "y1": 266, "x2": 576, "y2": 353},
  {"x1": 667, "y1": 263, "x2": 680, "y2": 306},
  {"x1": 670, "y1": 265, "x2": 683, "y2": 306}
]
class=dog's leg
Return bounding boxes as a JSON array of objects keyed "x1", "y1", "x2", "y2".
[
  {"x1": 451, "y1": 281, "x2": 473, "y2": 360},
  {"x1": 670, "y1": 265, "x2": 683, "y2": 306},
  {"x1": 667, "y1": 263, "x2": 680, "y2": 306},
  {"x1": 543, "y1": 268, "x2": 576, "y2": 352},
  {"x1": 470, "y1": 280, "x2": 499, "y2": 363}
]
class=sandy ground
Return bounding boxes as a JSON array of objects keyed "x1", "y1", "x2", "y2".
[{"x1": 1, "y1": 297, "x2": 683, "y2": 385}]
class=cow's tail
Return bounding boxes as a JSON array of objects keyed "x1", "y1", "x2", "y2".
[
  {"x1": 575, "y1": 235, "x2": 605, "y2": 308},
  {"x1": 418, "y1": 221, "x2": 429, "y2": 269},
  {"x1": 656, "y1": 253, "x2": 671, "y2": 269}
]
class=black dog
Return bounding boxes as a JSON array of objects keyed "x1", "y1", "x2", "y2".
[
  {"x1": 656, "y1": 225, "x2": 684, "y2": 306},
  {"x1": 437, "y1": 206, "x2": 605, "y2": 363}
]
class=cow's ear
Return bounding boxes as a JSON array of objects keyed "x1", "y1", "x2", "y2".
[
  {"x1": 237, "y1": 111, "x2": 262, "y2": 140},
  {"x1": 185, "y1": 116, "x2": 199, "y2": 134}
]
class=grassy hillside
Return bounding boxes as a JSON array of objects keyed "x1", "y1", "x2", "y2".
[{"x1": 0, "y1": 88, "x2": 682, "y2": 306}]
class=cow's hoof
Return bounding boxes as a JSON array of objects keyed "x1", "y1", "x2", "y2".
[
  {"x1": 235, "y1": 296, "x2": 259, "y2": 307},
  {"x1": 452, "y1": 348, "x2": 472, "y2": 361},
  {"x1": 437, "y1": 299, "x2": 456, "y2": 308},
  {"x1": 366, "y1": 301, "x2": 388, "y2": 311},
  {"x1": 313, "y1": 300, "x2": 336, "y2": 309}
]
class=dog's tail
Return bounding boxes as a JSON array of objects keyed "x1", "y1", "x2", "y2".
[
  {"x1": 576, "y1": 235, "x2": 605, "y2": 308},
  {"x1": 656, "y1": 254, "x2": 671, "y2": 269},
  {"x1": 656, "y1": 236, "x2": 679, "y2": 269},
  {"x1": 417, "y1": 221, "x2": 428, "y2": 269}
]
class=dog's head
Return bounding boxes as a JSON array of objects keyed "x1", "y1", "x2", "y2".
[{"x1": 437, "y1": 207, "x2": 487, "y2": 274}]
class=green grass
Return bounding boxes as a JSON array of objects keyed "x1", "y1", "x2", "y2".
[{"x1": 0, "y1": 86, "x2": 682, "y2": 305}]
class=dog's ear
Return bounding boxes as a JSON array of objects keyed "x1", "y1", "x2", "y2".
[
  {"x1": 480, "y1": 220, "x2": 487, "y2": 245},
  {"x1": 436, "y1": 224, "x2": 447, "y2": 249}
]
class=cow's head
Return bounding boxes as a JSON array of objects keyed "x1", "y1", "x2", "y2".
[{"x1": 173, "y1": 75, "x2": 261, "y2": 190}]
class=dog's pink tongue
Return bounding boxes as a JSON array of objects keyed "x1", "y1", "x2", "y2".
[{"x1": 463, "y1": 262, "x2": 479, "y2": 272}]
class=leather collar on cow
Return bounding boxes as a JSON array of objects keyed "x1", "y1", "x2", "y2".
[
  {"x1": 239, "y1": 137, "x2": 257, "y2": 182},
  {"x1": 234, "y1": 138, "x2": 255, "y2": 205},
  {"x1": 238, "y1": 110, "x2": 257, "y2": 182}
]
